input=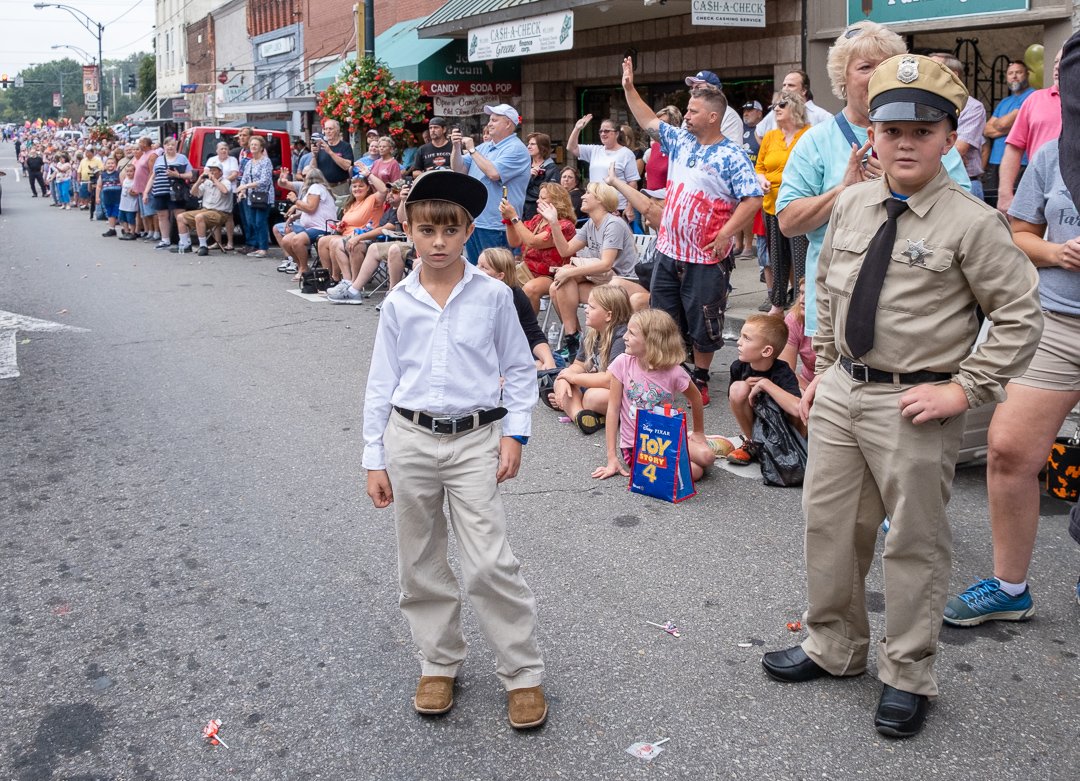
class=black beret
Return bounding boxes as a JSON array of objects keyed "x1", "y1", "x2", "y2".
[{"x1": 405, "y1": 170, "x2": 488, "y2": 220}]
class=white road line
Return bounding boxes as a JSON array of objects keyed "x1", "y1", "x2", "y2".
[{"x1": 0, "y1": 310, "x2": 90, "y2": 380}]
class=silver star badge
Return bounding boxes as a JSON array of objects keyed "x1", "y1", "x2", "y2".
[{"x1": 903, "y1": 239, "x2": 933, "y2": 266}]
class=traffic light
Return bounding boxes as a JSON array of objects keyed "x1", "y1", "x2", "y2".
[
  {"x1": 127, "y1": 73, "x2": 136, "y2": 92},
  {"x1": 0, "y1": 74, "x2": 8, "y2": 90}
]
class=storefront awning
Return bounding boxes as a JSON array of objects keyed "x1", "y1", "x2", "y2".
[
  {"x1": 418, "y1": 0, "x2": 687, "y2": 39},
  {"x1": 377, "y1": 17, "x2": 455, "y2": 82}
]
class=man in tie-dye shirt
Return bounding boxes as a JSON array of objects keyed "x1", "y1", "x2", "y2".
[{"x1": 621, "y1": 57, "x2": 763, "y2": 404}]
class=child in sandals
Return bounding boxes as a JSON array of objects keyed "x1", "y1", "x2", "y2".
[
  {"x1": 546, "y1": 284, "x2": 631, "y2": 434},
  {"x1": 593, "y1": 308, "x2": 715, "y2": 480}
]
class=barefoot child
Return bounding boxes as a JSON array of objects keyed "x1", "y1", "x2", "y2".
[
  {"x1": 362, "y1": 170, "x2": 548, "y2": 729},
  {"x1": 546, "y1": 284, "x2": 631, "y2": 434},
  {"x1": 593, "y1": 308, "x2": 715, "y2": 480}
]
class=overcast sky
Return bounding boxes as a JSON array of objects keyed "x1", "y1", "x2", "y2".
[{"x1": 1, "y1": 0, "x2": 157, "y2": 74}]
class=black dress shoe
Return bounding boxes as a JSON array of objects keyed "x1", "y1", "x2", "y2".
[
  {"x1": 874, "y1": 684, "x2": 929, "y2": 738},
  {"x1": 761, "y1": 646, "x2": 832, "y2": 683}
]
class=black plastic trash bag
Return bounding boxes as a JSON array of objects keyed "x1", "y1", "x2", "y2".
[{"x1": 752, "y1": 394, "x2": 808, "y2": 487}]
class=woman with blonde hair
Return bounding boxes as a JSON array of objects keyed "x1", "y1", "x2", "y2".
[
  {"x1": 498, "y1": 181, "x2": 578, "y2": 312},
  {"x1": 775, "y1": 20, "x2": 970, "y2": 336},
  {"x1": 538, "y1": 180, "x2": 646, "y2": 359},
  {"x1": 546, "y1": 284, "x2": 632, "y2": 434},
  {"x1": 476, "y1": 247, "x2": 558, "y2": 370},
  {"x1": 756, "y1": 90, "x2": 811, "y2": 315}
]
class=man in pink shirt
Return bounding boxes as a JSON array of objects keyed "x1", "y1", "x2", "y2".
[{"x1": 997, "y1": 47, "x2": 1062, "y2": 214}]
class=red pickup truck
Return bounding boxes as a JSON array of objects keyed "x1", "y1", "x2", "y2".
[{"x1": 178, "y1": 126, "x2": 294, "y2": 212}]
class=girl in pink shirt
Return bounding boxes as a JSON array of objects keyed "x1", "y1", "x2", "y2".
[
  {"x1": 594, "y1": 309, "x2": 715, "y2": 481},
  {"x1": 780, "y1": 279, "x2": 815, "y2": 390}
]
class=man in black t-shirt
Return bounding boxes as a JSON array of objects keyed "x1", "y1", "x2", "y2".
[
  {"x1": 314, "y1": 118, "x2": 354, "y2": 195},
  {"x1": 411, "y1": 116, "x2": 453, "y2": 174},
  {"x1": 25, "y1": 147, "x2": 46, "y2": 197}
]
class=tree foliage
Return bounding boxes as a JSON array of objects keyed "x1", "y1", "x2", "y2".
[
  {"x1": 0, "y1": 52, "x2": 151, "y2": 124},
  {"x1": 138, "y1": 55, "x2": 155, "y2": 103}
]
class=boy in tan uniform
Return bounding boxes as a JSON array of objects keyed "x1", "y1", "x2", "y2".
[{"x1": 761, "y1": 55, "x2": 1043, "y2": 738}]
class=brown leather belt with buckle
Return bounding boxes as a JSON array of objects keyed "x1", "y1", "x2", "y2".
[
  {"x1": 394, "y1": 406, "x2": 507, "y2": 435},
  {"x1": 839, "y1": 356, "x2": 953, "y2": 384}
]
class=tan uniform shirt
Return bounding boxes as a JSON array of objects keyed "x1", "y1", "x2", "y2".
[{"x1": 815, "y1": 165, "x2": 1043, "y2": 408}]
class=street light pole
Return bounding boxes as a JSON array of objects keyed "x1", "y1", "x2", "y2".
[{"x1": 36, "y1": 3, "x2": 106, "y2": 122}]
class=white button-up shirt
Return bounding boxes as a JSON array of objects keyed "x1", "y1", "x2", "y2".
[{"x1": 362, "y1": 262, "x2": 536, "y2": 470}]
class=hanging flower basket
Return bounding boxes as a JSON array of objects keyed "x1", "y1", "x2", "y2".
[{"x1": 316, "y1": 57, "x2": 426, "y2": 143}]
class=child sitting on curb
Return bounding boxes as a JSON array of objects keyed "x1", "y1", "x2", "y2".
[
  {"x1": 546, "y1": 284, "x2": 632, "y2": 434},
  {"x1": 477, "y1": 247, "x2": 559, "y2": 370},
  {"x1": 593, "y1": 309, "x2": 715, "y2": 480},
  {"x1": 727, "y1": 314, "x2": 803, "y2": 464}
]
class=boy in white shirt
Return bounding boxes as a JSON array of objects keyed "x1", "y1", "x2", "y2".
[{"x1": 362, "y1": 170, "x2": 547, "y2": 729}]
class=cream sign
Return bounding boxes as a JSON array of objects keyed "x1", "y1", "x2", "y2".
[{"x1": 468, "y1": 11, "x2": 573, "y2": 62}]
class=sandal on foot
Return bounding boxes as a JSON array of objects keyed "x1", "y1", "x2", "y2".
[{"x1": 576, "y1": 410, "x2": 605, "y2": 435}]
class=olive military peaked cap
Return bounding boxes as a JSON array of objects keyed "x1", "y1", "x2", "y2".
[{"x1": 868, "y1": 54, "x2": 969, "y2": 124}]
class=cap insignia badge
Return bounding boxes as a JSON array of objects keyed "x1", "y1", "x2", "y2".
[{"x1": 897, "y1": 57, "x2": 919, "y2": 84}]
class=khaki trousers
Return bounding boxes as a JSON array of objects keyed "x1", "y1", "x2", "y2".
[
  {"x1": 801, "y1": 365, "x2": 966, "y2": 698},
  {"x1": 383, "y1": 413, "x2": 544, "y2": 690}
]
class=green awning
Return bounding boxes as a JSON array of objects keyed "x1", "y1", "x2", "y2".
[
  {"x1": 312, "y1": 16, "x2": 520, "y2": 93},
  {"x1": 377, "y1": 17, "x2": 455, "y2": 82}
]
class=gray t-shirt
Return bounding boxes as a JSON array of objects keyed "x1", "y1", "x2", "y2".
[
  {"x1": 1009, "y1": 139, "x2": 1080, "y2": 316},
  {"x1": 574, "y1": 323, "x2": 627, "y2": 372},
  {"x1": 574, "y1": 213, "x2": 638, "y2": 276},
  {"x1": 198, "y1": 177, "x2": 233, "y2": 212}
]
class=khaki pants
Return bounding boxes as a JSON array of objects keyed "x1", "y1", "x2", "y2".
[
  {"x1": 383, "y1": 412, "x2": 544, "y2": 690},
  {"x1": 801, "y1": 364, "x2": 966, "y2": 698}
]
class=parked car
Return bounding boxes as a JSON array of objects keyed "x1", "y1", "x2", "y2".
[
  {"x1": 55, "y1": 129, "x2": 86, "y2": 145},
  {"x1": 126, "y1": 125, "x2": 161, "y2": 145}
]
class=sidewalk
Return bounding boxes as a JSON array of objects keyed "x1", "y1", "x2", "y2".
[{"x1": 724, "y1": 251, "x2": 771, "y2": 340}]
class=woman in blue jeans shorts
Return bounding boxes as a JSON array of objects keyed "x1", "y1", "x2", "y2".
[{"x1": 236, "y1": 136, "x2": 275, "y2": 257}]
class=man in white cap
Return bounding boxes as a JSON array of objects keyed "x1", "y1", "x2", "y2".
[
  {"x1": 684, "y1": 70, "x2": 744, "y2": 143},
  {"x1": 451, "y1": 103, "x2": 531, "y2": 263}
]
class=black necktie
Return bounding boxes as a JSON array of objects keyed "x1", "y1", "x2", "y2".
[{"x1": 845, "y1": 198, "x2": 908, "y2": 360}]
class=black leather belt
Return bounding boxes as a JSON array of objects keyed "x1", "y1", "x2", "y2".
[
  {"x1": 394, "y1": 406, "x2": 506, "y2": 435},
  {"x1": 839, "y1": 356, "x2": 953, "y2": 385}
]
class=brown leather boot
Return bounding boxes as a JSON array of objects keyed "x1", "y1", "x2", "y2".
[
  {"x1": 413, "y1": 676, "x2": 455, "y2": 715},
  {"x1": 507, "y1": 685, "x2": 548, "y2": 729}
]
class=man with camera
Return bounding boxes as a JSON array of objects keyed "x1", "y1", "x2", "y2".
[
  {"x1": 174, "y1": 158, "x2": 234, "y2": 255},
  {"x1": 312, "y1": 119, "x2": 354, "y2": 196}
]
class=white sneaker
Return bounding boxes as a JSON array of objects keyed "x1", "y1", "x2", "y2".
[{"x1": 327, "y1": 285, "x2": 363, "y2": 305}]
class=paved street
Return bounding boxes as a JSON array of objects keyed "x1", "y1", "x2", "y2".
[{"x1": 1, "y1": 143, "x2": 1077, "y2": 780}]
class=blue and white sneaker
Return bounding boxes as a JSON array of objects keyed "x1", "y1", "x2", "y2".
[
  {"x1": 327, "y1": 285, "x2": 363, "y2": 305},
  {"x1": 943, "y1": 578, "x2": 1035, "y2": 627}
]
